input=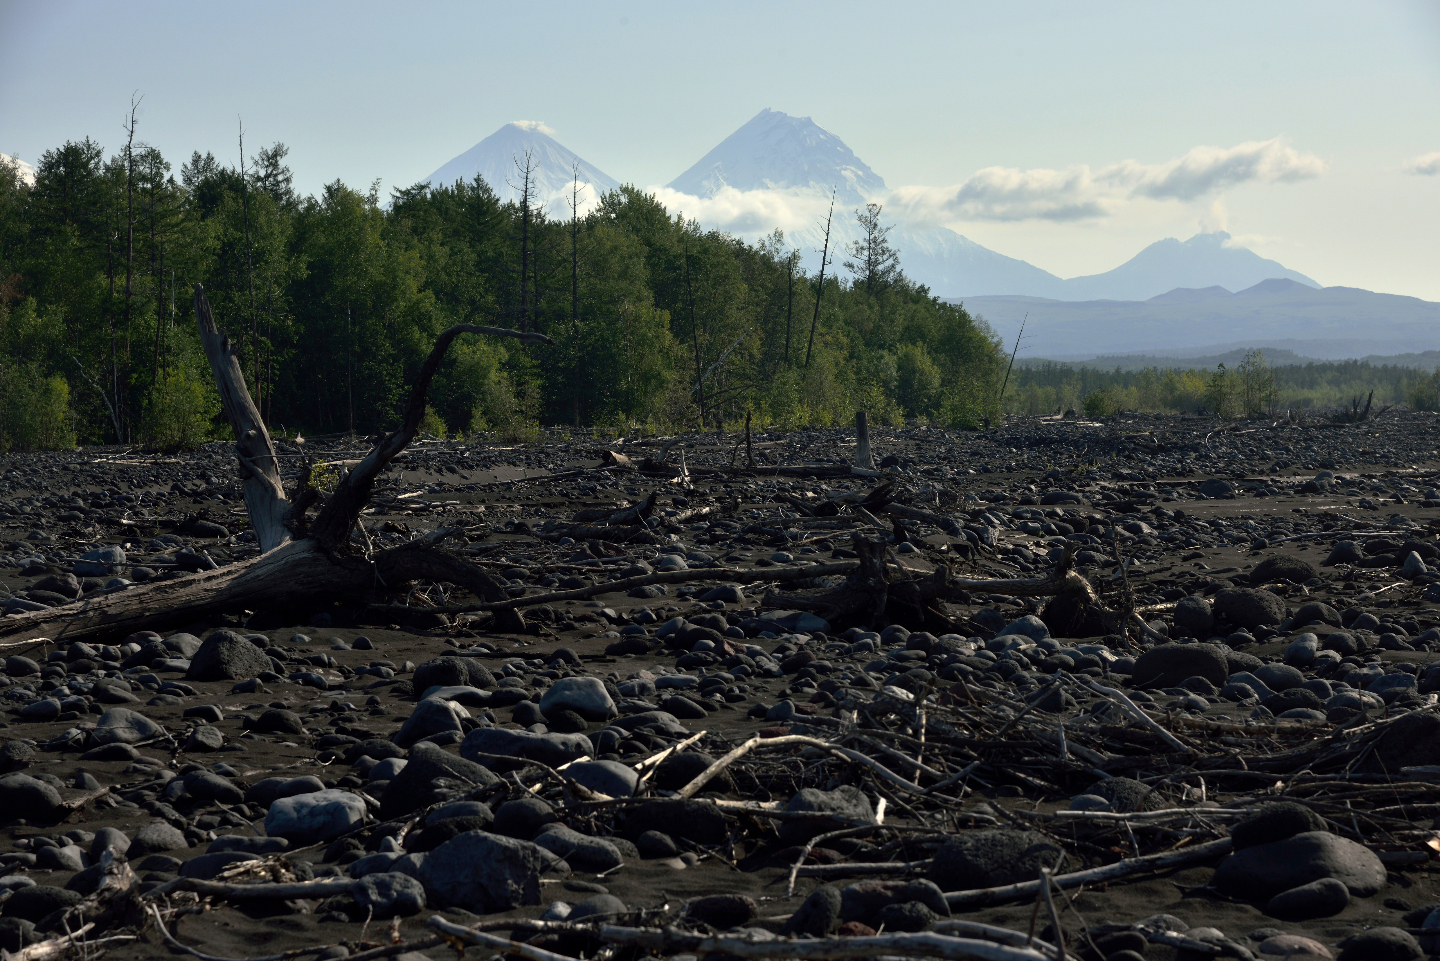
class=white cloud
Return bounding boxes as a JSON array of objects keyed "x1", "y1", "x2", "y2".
[
  {"x1": 885, "y1": 136, "x2": 1325, "y2": 223},
  {"x1": 648, "y1": 185, "x2": 836, "y2": 237},
  {"x1": 510, "y1": 120, "x2": 555, "y2": 135},
  {"x1": 1404, "y1": 152, "x2": 1440, "y2": 176}
]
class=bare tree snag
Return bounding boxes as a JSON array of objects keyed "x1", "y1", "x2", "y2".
[
  {"x1": 194, "y1": 286, "x2": 290, "y2": 553},
  {"x1": 0, "y1": 288, "x2": 552, "y2": 644}
]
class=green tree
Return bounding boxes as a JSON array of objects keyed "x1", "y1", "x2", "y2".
[{"x1": 843, "y1": 202, "x2": 900, "y2": 295}]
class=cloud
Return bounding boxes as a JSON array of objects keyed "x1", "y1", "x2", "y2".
[
  {"x1": 510, "y1": 120, "x2": 555, "y2": 135},
  {"x1": 1404, "y1": 152, "x2": 1440, "y2": 176},
  {"x1": 1124, "y1": 138, "x2": 1326, "y2": 200},
  {"x1": 886, "y1": 136, "x2": 1325, "y2": 223},
  {"x1": 648, "y1": 185, "x2": 835, "y2": 237}
]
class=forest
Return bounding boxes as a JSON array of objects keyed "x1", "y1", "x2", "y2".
[{"x1": 0, "y1": 132, "x2": 1005, "y2": 452}]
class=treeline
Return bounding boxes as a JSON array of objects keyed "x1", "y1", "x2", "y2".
[
  {"x1": 0, "y1": 133, "x2": 1004, "y2": 451},
  {"x1": 1005, "y1": 353, "x2": 1440, "y2": 418}
]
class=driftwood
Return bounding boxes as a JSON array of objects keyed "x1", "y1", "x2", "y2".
[
  {"x1": 498, "y1": 922, "x2": 1055, "y2": 961},
  {"x1": 0, "y1": 287, "x2": 552, "y2": 644},
  {"x1": 943, "y1": 837, "x2": 1234, "y2": 908}
]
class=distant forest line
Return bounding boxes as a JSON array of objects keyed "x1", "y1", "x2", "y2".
[
  {"x1": 1005, "y1": 355, "x2": 1440, "y2": 419},
  {"x1": 2, "y1": 132, "x2": 1437, "y2": 454},
  {"x1": 0, "y1": 129, "x2": 1004, "y2": 452}
]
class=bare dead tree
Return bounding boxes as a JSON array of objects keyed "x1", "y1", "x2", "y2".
[
  {"x1": 684, "y1": 236, "x2": 706, "y2": 427},
  {"x1": 238, "y1": 117, "x2": 258, "y2": 386},
  {"x1": 2, "y1": 288, "x2": 553, "y2": 644},
  {"x1": 509, "y1": 150, "x2": 538, "y2": 333},
  {"x1": 805, "y1": 188, "x2": 836, "y2": 370},
  {"x1": 568, "y1": 163, "x2": 582, "y2": 428}
]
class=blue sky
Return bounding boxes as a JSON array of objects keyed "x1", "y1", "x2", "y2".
[{"x1": 3, "y1": 0, "x2": 1437, "y2": 297}]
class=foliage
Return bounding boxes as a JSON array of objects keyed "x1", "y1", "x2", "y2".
[
  {"x1": 1006, "y1": 351, "x2": 1432, "y2": 417},
  {"x1": 0, "y1": 357, "x2": 75, "y2": 452},
  {"x1": 1082, "y1": 385, "x2": 1123, "y2": 418},
  {"x1": 0, "y1": 131, "x2": 1008, "y2": 446},
  {"x1": 139, "y1": 362, "x2": 219, "y2": 449}
]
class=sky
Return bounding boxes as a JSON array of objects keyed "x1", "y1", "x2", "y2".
[{"x1": 2, "y1": 0, "x2": 1438, "y2": 298}]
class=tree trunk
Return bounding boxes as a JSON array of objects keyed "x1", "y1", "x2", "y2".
[{"x1": 3, "y1": 288, "x2": 552, "y2": 645}]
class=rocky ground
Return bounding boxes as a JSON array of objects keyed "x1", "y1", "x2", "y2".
[{"x1": 5, "y1": 411, "x2": 1440, "y2": 961}]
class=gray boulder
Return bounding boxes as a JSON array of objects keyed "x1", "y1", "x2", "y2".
[
  {"x1": 1213, "y1": 588, "x2": 1287, "y2": 630},
  {"x1": 416, "y1": 831, "x2": 564, "y2": 913},
  {"x1": 565, "y1": 759, "x2": 639, "y2": 798},
  {"x1": 928, "y1": 830, "x2": 1063, "y2": 891},
  {"x1": 460, "y1": 727, "x2": 592, "y2": 772},
  {"x1": 91, "y1": 708, "x2": 164, "y2": 745},
  {"x1": 392, "y1": 698, "x2": 465, "y2": 749},
  {"x1": 1212, "y1": 831, "x2": 1386, "y2": 900},
  {"x1": 779, "y1": 786, "x2": 874, "y2": 843},
  {"x1": 183, "y1": 771, "x2": 244, "y2": 804},
  {"x1": 413, "y1": 656, "x2": 495, "y2": 692},
  {"x1": 73, "y1": 546, "x2": 124, "y2": 577},
  {"x1": 379, "y1": 741, "x2": 499, "y2": 820},
  {"x1": 129, "y1": 821, "x2": 188, "y2": 856},
  {"x1": 1324, "y1": 540, "x2": 1365, "y2": 566},
  {"x1": 1266, "y1": 877, "x2": 1350, "y2": 920},
  {"x1": 1250, "y1": 555, "x2": 1321, "y2": 585},
  {"x1": 781, "y1": 885, "x2": 842, "y2": 936},
  {"x1": 538, "y1": 677, "x2": 617, "y2": 722},
  {"x1": 1293, "y1": 601, "x2": 1342, "y2": 627},
  {"x1": 264, "y1": 789, "x2": 366, "y2": 844},
  {"x1": 185, "y1": 630, "x2": 271, "y2": 682},
  {"x1": 532, "y1": 823, "x2": 623, "y2": 871},
  {"x1": 1231, "y1": 802, "x2": 1327, "y2": 850},
  {"x1": 352, "y1": 872, "x2": 426, "y2": 917},
  {"x1": 1083, "y1": 777, "x2": 1159, "y2": 813},
  {"x1": 1132, "y1": 643, "x2": 1228, "y2": 688},
  {"x1": 0, "y1": 775, "x2": 61, "y2": 823},
  {"x1": 1338, "y1": 927, "x2": 1422, "y2": 961},
  {"x1": 1172, "y1": 596, "x2": 1214, "y2": 638},
  {"x1": 840, "y1": 879, "x2": 949, "y2": 925}
]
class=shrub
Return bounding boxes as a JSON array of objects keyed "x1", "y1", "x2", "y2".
[
  {"x1": 0, "y1": 360, "x2": 75, "y2": 452},
  {"x1": 1082, "y1": 386, "x2": 1121, "y2": 418},
  {"x1": 418, "y1": 405, "x2": 448, "y2": 438},
  {"x1": 140, "y1": 365, "x2": 220, "y2": 449}
]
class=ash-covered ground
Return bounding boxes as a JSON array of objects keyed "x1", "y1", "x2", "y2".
[{"x1": 4, "y1": 412, "x2": 1440, "y2": 961}]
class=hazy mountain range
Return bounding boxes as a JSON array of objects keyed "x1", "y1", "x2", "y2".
[
  {"x1": 962, "y1": 279, "x2": 1440, "y2": 360},
  {"x1": 418, "y1": 112, "x2": 1440, "y2": 358}
]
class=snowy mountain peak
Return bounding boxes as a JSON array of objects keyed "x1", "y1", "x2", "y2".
[
  {"x1": 666, "y1": 108, "x2": 886, "y2": 204},
  {"x1": 422, "y1": 122, "x2": 620, "y2": 217},
  {"x1": 1, "y1": 154, "x2": 35, "y2": 186}
]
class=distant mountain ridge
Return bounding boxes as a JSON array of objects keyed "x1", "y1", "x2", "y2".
[
  {"x1": 659, "y1": 110, "x2": 1321, "y2": 300},
  {"x1": 956, "y1": 280, "x2": 1440, "y2": 359},
  {"x1": 422, "y1": 122, "x2": 619, "y2": 217},
  {"x1": 419, "y1": 114, "x2": 1332, "y2": 303}
]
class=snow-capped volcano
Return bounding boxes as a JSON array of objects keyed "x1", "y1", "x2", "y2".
[
  {"x1": 661, "y1": 110, "x2": 1320, "y2": 300},
  {"x1": 1, "y1": 154, "x2": 36, "y2": 186},
  {"x1": 667, "y1": 108, "x2": 885, "y2": 205},
  {"x1": 422, "y1": 122, "x2": 619, "y2": 217}
]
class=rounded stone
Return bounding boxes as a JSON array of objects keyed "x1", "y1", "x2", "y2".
[
  {"x1": 1132, "y1": 643, "x2": 1228, "y2": 688},
  {"x1": 1266, "y1": 877, "x2": 1350, "y2": 920}
]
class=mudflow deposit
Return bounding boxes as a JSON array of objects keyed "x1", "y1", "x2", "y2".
[{"x1": 9, "y1": 410, "x2": 1440, "y2": 961}]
